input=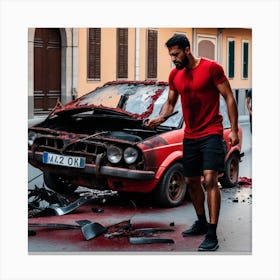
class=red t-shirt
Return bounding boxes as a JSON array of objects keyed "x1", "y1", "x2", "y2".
[{"x1": 169, "y1": 58, "x2": 227, "y2": 139}]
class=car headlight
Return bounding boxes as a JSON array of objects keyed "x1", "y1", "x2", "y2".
[
  {"x1": 124, "y1": 147, "x2": 138, "y2": 164},
  {"x1": 28, "y1": 131, "x2": 37, "y2": 146},
  {"x1": 107, "y1": 145, "x2": 123, "y2": 164}
]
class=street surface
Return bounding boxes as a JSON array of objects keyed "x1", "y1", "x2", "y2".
[{"x1": 28, "y1": 120, "x2": 252, "y2": 253}]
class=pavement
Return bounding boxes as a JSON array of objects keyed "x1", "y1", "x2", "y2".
[{"x1": 28, "y1": 183, "x2": 252, "y2": 254}]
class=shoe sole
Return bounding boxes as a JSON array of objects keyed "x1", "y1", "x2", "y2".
[{"x1": 198, "y1": 244, "x2": 219, "y2": 251}]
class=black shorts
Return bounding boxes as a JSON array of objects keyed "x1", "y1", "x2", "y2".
[{"x1": 183, "y1": 134, "x2": 226, "y2": 177}]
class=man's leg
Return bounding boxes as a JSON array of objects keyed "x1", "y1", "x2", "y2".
[
  {"x1": 181, "y1": 176, "x2": 208, "y2": 236},
  {"x1": 186, "y1": 176, "x2": 206, "y2": 217},
  {"x1": 197, "y1": 170, "x2": 220, "y2": 251},
  {"x1": 204, "y1": 170, "x2": 221, "y2": 225}
]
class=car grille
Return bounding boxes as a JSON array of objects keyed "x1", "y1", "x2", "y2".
[{"x1": 35, "y1": 136, "x2": 106, "y2": 163}]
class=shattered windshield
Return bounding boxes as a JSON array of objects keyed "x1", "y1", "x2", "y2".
[
  {"x1": 77, "y1": 83, "x2": 183, "y2": 128},
  {"x1": 148, "y1": 87, "x2": 183, "y2": 127},
  {"x1": 76, "y1": 83, "x2": 230, "y2": 129}
]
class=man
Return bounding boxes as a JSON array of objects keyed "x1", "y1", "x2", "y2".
[
  {"x1": 145, "y1": 34, "x2": 239, "y2": 251},
  {"x1": 246, "y1": 88, "x2": 252, "y2": 133}
]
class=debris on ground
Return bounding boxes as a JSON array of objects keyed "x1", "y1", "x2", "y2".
[
  {"x1": 237, "y1": 177, "x2": 252, "y2": 187},
  {"x1": 129, "y1": 237, "x2": 175, "y2": 245},
  {"x1": 28, "y1": 184, "x2": 69, "y2": 217},
  {"x1": 28, "y1": 185, "x2": 118, "y2": 218},
  {"x1": 222, "y1": 178, "x2": 252, "y2": 204}
]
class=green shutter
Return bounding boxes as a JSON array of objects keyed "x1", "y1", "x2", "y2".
[
  {"x1": 243, "y1": 42, "x2": 249, "y2": 78},
  {"x1": 228, "y1": 40, "x2": 235, "y2": 78}
]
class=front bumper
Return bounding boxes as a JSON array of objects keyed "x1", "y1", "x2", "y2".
[{"x1": 28, "y1": 151, "x2": 155, "y2": 181}]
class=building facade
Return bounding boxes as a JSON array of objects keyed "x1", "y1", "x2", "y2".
[{"x1": 28, "y1": 27, "x2": 252, "y2": 118}]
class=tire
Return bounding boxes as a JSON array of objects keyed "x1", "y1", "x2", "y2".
[
  {"x1": 43, "y1": 171, "x2": 78, "y2": 194},
  {"x1": 154, "y1": 162, "x2": 186, "y2": 207},
  {"x1": 219, "y1": 153, "x2": 240, "y2": 188}
]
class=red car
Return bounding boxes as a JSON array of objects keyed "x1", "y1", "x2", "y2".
[{"x1": 28, "y1": 81, "x2": 243, "y2": 207}]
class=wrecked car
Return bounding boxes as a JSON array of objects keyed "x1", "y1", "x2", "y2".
[{"x1": 28, "y1": 81, "x2": 243, "y2": 207}]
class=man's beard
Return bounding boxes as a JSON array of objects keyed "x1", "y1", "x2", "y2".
[{"x1": 175, "y1": 55, "x2": 189, "y2": 70}]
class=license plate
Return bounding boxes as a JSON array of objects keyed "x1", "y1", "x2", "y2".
[{"x1": 43, "y1": 152, "x2": 85, "y2": 168}]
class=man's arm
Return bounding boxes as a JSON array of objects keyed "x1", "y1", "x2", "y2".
[
  {"x1": 145, "y1": 89, "x2": 179, "y2": 129},
  {"x1": 246, "y1": 96, "x2": 252, "y2": 115},
  {"x1": 217, "y1": 79, "x2": 239, "y2": 146}
]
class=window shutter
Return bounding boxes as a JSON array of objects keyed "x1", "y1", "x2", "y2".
[
  {"x1": 147, "y1": 29, "x2": 158, "y2": 79},
  {"x1": 117, "y1": 28, "x2": 128, "y2": 79},
  {"x1": 228, "y1": 40, "x2": 235, "y2": 78},
  {"x1": 88, "y1": 28, "x2": 101, "y2": 80},
  {"x1": 243, "y1": 42, "x2": 249, "y2": 78}
]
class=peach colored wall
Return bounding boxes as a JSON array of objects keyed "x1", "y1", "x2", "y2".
[
  {"x1": 221, "y1": 28, "x2": 252, "y2": 89},
  {"x1": 78, "y1": 28, "x2": 136, "y2": 96},
  {"x1": 136, "y1": 28, "x2": 193, "y2": 81},
  {"x1": 78, "y1": 28, "x2": 252, "y2": 96},
  {"x1": 196, "y1": 28, "x2": 252, "y2": 89}
]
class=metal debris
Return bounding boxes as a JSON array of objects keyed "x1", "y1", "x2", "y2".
[
  {"x1": 133, "y1": 228, "x2": 174, "y2": 234},
  {"x1": 28, "y1": 184, "x2": 69, "y2": 216},
  {"x1": 28, "y1": 223, "x2": 81, "y2": 229},
  {"x1": 33, "y1": 195, "x2": 94, "y2": 217},
  {"x1": 29, "y1": 188, "x2": 118, "y2": 217},
  {"x1": 75, "y1": 220, "x2": 92, "y2": 227},
  {"x1": 129, "y1": 237, "x2": 175, "y2": 245},
  {"x1": 81, "y1": 222, "x2": 107, "y2": 240}
]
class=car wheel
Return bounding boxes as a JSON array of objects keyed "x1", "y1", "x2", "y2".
[
  {"x1": 219, "y1": 153, "x2": 240, "y2": 188},
  {"x1": 43, "y1": 171, "x2": 78, "y2": 194},
  {"x1": 155, "y1": 162, "x2": 186, "y2": 207}
]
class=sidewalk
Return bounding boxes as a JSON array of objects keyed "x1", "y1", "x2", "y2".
[{"x1": 238, "y1": 115, "x2": 250, "y2": 124}]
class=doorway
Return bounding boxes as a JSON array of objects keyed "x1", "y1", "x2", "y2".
[{"x1": 34, "y1": 28, "x2": 61, "y2": 114}]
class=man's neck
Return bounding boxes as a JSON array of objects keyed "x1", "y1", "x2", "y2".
[{"x1": 186, "y1": 56, "x2": 200, "y2": 70}]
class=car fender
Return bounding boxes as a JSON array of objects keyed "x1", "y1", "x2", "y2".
[
  {"x1": 225, "y1": 146, "x2": 242, "y2": 161},
  {"x1": 154, "y1": 150, "x2": 182, "y2": 180},
  {"x1": 223, "y1": 124, "x2": 243, "y2": 161}
]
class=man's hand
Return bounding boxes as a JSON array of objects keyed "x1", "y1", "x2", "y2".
[
  {"x1": 228, "y1": 130, "x2": 239, "y2": 146},
  {"x1": 144, "y1": 116, "x2": 165, "y2": 129}
]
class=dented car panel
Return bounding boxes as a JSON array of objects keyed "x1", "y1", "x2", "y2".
[{"x1": 28, "y1": 81, "x2": 243, "y2": 207}]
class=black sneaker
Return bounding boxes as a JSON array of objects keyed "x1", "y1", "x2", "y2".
[
  {"x1": 198, "y1": 235, "x2": 219, "y2": 251},
  {"x1": 182, "y1": 220, "x2": 208, "y2": 237}
]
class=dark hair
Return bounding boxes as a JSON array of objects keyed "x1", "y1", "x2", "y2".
[{"x1": 165, "y1": 34, "x2": 190, "y2": 50}]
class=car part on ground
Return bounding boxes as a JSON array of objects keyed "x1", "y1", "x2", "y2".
[
  {"x1": 33, "y1": 195, "x2": 94, "y2": 217},
  {"x1": 129, "y1": 237, "x2": 175, "y2": 245},
  {"x1": 29, "y1": 217, "x2": 175, "y2": 242},
  {"x1": 29, "y1": 187, "x2": 118, "y2": 217},
  {"x1": 81, "y1": 222, "x2": 107, "y2": 240},
  {"x1": 28, "y1": 223, "x2": 81, "y2": 229},
  {"x1": 28, "y1": 184, "x2": 69, "y2": 209}
]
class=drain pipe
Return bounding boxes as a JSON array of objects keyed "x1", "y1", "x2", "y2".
[
  {"x1": 135, "y1": 28, "x2": 140, "y2": 80},
  {"x1": 217, "y1": 28, "x2": 223, "y2": 64},
  {"x1": 192, "y1": 28, "x2": 197, "y2": 56}
]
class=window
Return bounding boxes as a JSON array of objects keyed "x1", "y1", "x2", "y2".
[
  {"x1": 147, "y1": 29, "x2": 158, "y2": 79},
  {"x1": 227, "y1": 39, "x2": 235, "y2": 78},
  {"x1": 117, "y1": 28, "x2": 128, "y2": 79},
  {"x1": 197, "y1": 35, "x2": 217, "y2": 61},
  {"x1": 88, "y1": 28, "x2": 101, "y2": 80},
  {"x1": 242, "y1": 41, "x2": 249, "y2": 79}
]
